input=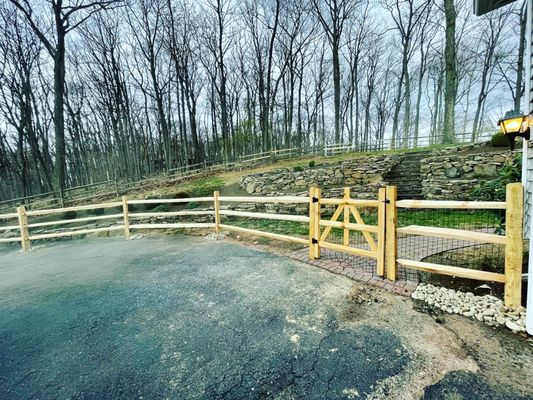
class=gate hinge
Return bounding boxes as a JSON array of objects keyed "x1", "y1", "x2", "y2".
[
  {"x1": 383, "y1": 199, "x2": 390, "y2": 204},
  {"x1": 312, "y1": 197, "x2": 319, "y2": 203},
  {"x1": 312, "y1": 238, "x2": 318, "y2": 244}
]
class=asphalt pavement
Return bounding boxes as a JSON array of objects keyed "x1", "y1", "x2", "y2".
[{"x1": 0, "y1": 236, "x2": 530, "y2": 399}]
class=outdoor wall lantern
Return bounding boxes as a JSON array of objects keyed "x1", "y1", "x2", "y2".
[{"x1": 498, "y1": 110, "x2": 530, "y2": 150}]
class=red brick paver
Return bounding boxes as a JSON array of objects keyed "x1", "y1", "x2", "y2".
[{"x1": 288, "y1": 248, "x2": 418, "y2": 297}]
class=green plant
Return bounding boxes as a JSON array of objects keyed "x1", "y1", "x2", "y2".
[
  {"x1": 470, "y1": 156, "x2": 521, "y2": 201},
  {"x1": 186, "y1": 202, "x2": 200, "y2": 209},
  {"x1": 88, "y1": 207, "x2": 105, "y2": 216},
  {"x1": 490, "y1": 131, "x2": 515, "y2": 147},
  {"x1": 185, "y1": 177, "x2": 224, "y2": 197},
  {"x1": 308, "y1": 160, "x2": 316, "y2": 168},
  {"x1": 153, "y1": 204, "x2": 170, "y2": 213},
  {"x1": 293, "y1": 165, "x2": 303, "y2": 172},
  {"x1": 63, "y1": 210, "x2": 78, "y2": 220},
  {"x1": 142, "y1": 197, "x2": 167, "y2": 210}
]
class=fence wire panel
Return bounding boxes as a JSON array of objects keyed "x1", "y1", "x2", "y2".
[
  {"x1": 397, "y1": 209, "x2": 506, "y2": 293},
  {"x1": 318, "y1": 204, "x2": 378, "y2": 275}
]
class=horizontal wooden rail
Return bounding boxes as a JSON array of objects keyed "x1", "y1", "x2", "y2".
[
  {"x1": 27, "y1": 202, "x2": 122, "y2": 216},
  {"x1": 218, "y1": 196, "x2": 309, "y2": 204},
  {"x1": 240, "y1": 155, "x2": 271, "y2": 163},
  {"x1": 127, "y1": 197, "x2": 213, "y2": 205},
  {"x1": 129, "y1": 211, "x2": 215, "y2": 218},
  {"x1": 319, "y1": 198, "x2": 379, "y2": 207},
  {"x1": 220, "y1": 210, "x2": 309, "y2": 222},
  {"x1": 0, "y1": 237, "x2": 21, "y2": 243},
  {"x1": 219, "y1": 224, "x2": 308, "y2": 244},
  {"x1": 29, "y1": 226, "x2": 124, "y2": 240},
  {"x1": 130, "y1": 223, "x2": 215, "y2": 229},
  {"x1": 397, "y1": 259, "x2": 506, "y2": 283},
  {"x1": 396, "y1": 200, "x2": 507, "y2": 210},
  {"x1": 319, "y1": 220, "x2": 378, "y2": 233},
  {"x1": 28, "y1": 214, "x2": 124, "y2": 228},
  {"x1": 397, "y1": 225, "x2": 506, "y2": 244},
  {"x1": 319, "y1": 241, "x2": 377, "y2": 259},
  {"x1": 0, "y1": 213, "x2": 18, "y2": 220},
  {"x1": 0, "y1": 225, "x2": 19, "y2": 231}
]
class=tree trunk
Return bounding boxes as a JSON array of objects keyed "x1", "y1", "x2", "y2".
[
  {"x1": 442, "y1": 0, "x2": 456, "y2": 144},
  {"x1": 332, "y1": 42, "x2": 341, "y2": 144},
  {"x1": 53, "y1": 31, "x2": 66, "y2": 191}
]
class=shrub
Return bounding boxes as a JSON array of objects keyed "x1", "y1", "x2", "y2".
[
  {"x1": 88, "y1": 207, "x2": 105, "y2": 216},
  {"x1": 293, "y1": 165, "x2": 303, "y2": 172},
  {"x1": 186, "y1": 202, "x2": 200, "y2": 209},
  {"x1": 63, "y1": 210, "x2": 78, "y2": 220},
  {"x1": 142, "y1": 198, "x2": 165, "y2": 210},
  {"x1": 490, "y1": 131, "x2": 515, "y2": 147},
  {"x1": 470, "y1": 155, "x2": 521, "y2": 201},
  {"x1": 153, "y1": 204, "x2": 170, "y2": 213},
  {"x1": 308, "y1": 160, "x2": 316, "y2": 168}
]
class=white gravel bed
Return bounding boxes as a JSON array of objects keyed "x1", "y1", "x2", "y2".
[{"x1": 412, "y1": 283, "x2": 527, "y2": 334}]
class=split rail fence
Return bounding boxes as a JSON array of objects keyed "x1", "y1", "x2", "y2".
[{"x1": 0, "y1": 183, "x2": 524, "y2": 307}]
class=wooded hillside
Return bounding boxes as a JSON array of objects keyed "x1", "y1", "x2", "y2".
[{"x1": 0, "y1": 0, "x2": 524, "y2": 201}]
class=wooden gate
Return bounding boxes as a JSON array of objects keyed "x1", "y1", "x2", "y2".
[{"x1": 308, "y1": 187, "x2": 387, "y2": 277}]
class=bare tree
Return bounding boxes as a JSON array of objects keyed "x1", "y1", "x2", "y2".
[
  {"x1": 385, "y1": 0, "x2": 431, "y2": 148},
  {"x1": 8, "y1": 0, "x2": 122, "y2": 191},
  {"x1": 312, "y1": 0, "x2": 359, "y2": 144}
]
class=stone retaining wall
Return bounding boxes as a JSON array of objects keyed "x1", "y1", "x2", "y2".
[
  {"x1": 240, "y1": 155, "x2": 399, "y2": 196},
  {"x1": 420, "y1": 149, "x2": 516, "y2": 200},
  {"x1": 239, "y1": 144, "x2": 515, "y2": 201}
]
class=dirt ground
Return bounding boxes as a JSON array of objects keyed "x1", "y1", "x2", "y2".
[{"x1": 0, "y1": 236, "x2": 531, "y2": 400}]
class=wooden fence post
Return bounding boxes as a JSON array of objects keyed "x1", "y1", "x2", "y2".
[
  {"x1": 214, "y1": 191, "x2": 221, "y2": 234},
  {"x1": 17, "y1": 206, "x2": 30, "y2": 252},
  {"x1": 504, "y1": 182, "x2": 523, "y2": 307},
  {"x1": 343, "y1": 187, "x2": 350, "y2": 246},
  {"x1": 385, "y1": 186, "x2": 398, "y2": 281},
  {"x1": 376, "y1": 187, "x2": 386, "y2": 277},
  {"x1": 122, "y1": 196, "x2": 130, "y2": 238},
  {"x1": 59, "y1": 189, "x2": 65, "y2": 208},
  {"x1": 308, "y1": 187, "x2": 316, "y2": 259},
  {"x1": 313, "y1": 187, "x2": 321, "y2": 259}
]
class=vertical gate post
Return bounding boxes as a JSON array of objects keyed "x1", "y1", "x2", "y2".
[
  {"x1": 122, "y1": 196, "x2": 130, "y2": 238},
  {"x1": 376, "y1": 188, "x2": 386, "y2": 276},
  {"x1": 313, "y1": 187, "x2": 321, "y2": 259},
  {"x1": 504, "y1": 182, "x2": 523, "y2": 307},
  {"x1": 343, "y1": 187, "x2": 350, "y2": 246},
  {"x1": 308, "y1": 187, "x2": 316, "y2": 259},
  {"x1": 214, "y1": 190, "x2": 221, "y2": 234},
  {"x1": 385, "y1": 186, "x2": 398, "y2": 281},
  {"x1": 17, "y1": 205, "x2": 30, "y2": 252}
]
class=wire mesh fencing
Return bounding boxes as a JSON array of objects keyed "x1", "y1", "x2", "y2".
[
  {"x1": 397, "y1": 208, "x2": 506, "y2": 293},
  {"x1": 315, "y1": 204, "x2": 380, "y2": 276}
]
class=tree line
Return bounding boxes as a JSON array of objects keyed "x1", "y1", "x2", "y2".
[{"x1": 0, "y1": 0, "x2": 524, "y2": 200}]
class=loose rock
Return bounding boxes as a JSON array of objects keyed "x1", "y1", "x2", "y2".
[{"x1": 412, "y1": 283, "x2": 529, "y2": 335}]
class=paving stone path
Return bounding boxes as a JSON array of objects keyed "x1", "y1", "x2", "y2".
[{"x1": 288, "y1": 231, "x2": 499, "y2": 296}]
